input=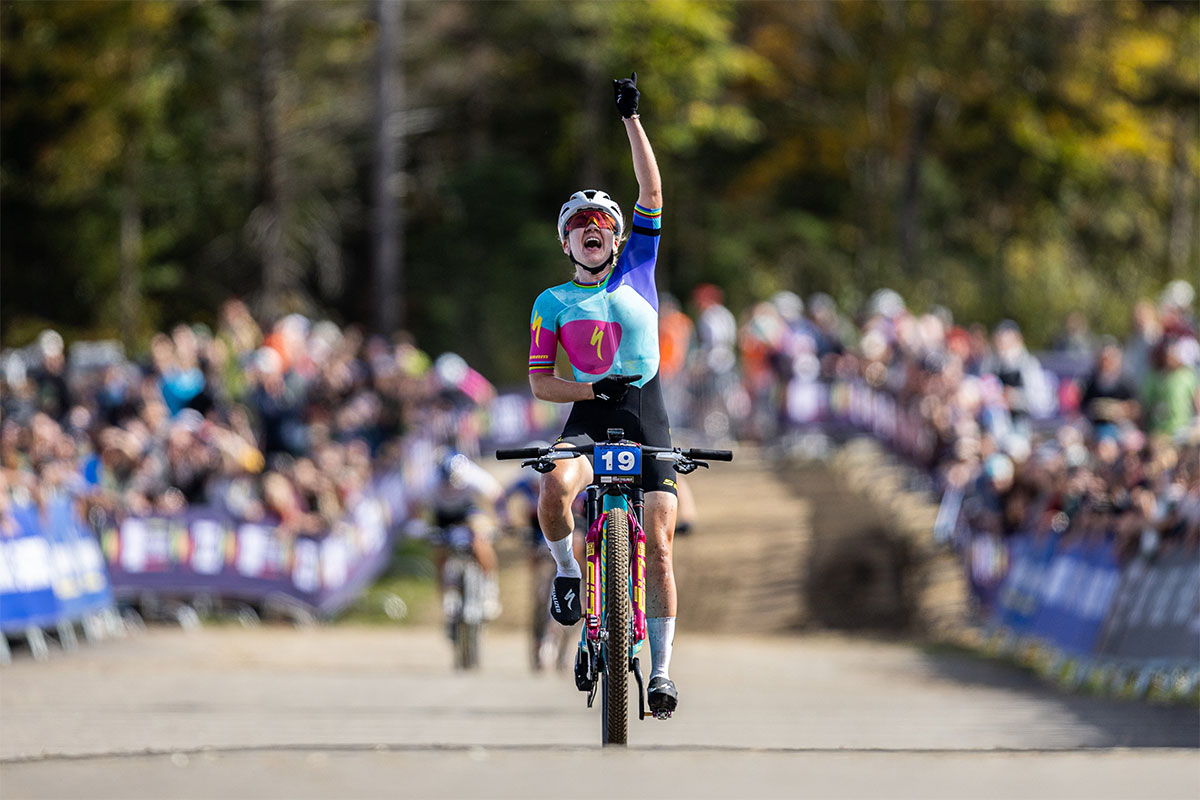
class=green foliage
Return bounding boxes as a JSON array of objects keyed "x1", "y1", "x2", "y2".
[{"x1": 2, "y1": 0, "x2": 1196, "y2": 368}]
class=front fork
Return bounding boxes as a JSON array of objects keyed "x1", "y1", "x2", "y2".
[
  {"x1": 584, "y1": 487, "x2": 647, "y2": 645},
  {"x1": 580, "y1": 486, "x2": 649, "y2": 716}
]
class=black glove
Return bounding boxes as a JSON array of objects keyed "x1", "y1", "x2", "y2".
[
  {"x1": 592, "y1": 374, "x2": 641, "y2": 403},
  {"x1": 613, "y1": 72, "x2": 640, "y2": 119}
]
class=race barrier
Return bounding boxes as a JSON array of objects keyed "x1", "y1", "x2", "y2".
[
  {"x1": 0, "y1": 388, "x2": 552, "y2": 661},
  {"x1": 99, "y1": 438, "x2": 429, "y2": 622},
  {"x1": 989, "y1": 532, "x2": 1125, "y2": 656},
  {"x1": 790, "y1": 374, "x2": 1198, "y2": 698},
  {"x1": 0, "y1": 493, "x2": 117, "y2": 662},
  {"x1": 1, "y1": 438, "x2": 422, "y2": 659},
  {"x1": 1096, "y1": 549, "x2": 1200, "y2": 662},
  {"x1": 99, "y1": 490, "x2": 394, "y2": 620},
  {"x1": 967, "y1": 526, "x2": 1199, "y2": 699}
]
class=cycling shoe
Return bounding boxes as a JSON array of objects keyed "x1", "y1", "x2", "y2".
[
  {"x1": 549, "y1": 576, "x2": 582, "y2": 625},
  {"x1": 647, "y1": 676, "x2": 678, "y2": 717}
]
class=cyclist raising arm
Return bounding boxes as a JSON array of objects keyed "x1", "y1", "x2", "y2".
[{"x1": 527, "y1": 73, "x2": 680, "y2": 716}]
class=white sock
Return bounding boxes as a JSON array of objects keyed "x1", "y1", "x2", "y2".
[
  {"x1": 647, "y1": 617, "x2": 675, "y2": 681},
  {"x1": 545, "y1": 535, "x2": 580, "y2": 578}
]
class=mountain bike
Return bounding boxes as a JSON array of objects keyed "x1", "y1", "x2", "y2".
[
  {"x1": 498, "y1": 429, "x2": 732, "y2": 745},
  {"x1": 437, "y1": 522, "x2": 486, "y2": 670}
]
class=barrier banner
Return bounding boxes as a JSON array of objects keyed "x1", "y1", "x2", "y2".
[
  {"x1": 966, "y1": 530, "x2": 1010, "y2": 611},
  {"x1": 773, "y1": 372, "x2": 1196, "y2": 671},
  {"x1": 1095, "y1": 550, "x2": 1200, "y2": 661},
  {"x1": 988, "y1": 533, "x2": 1122, "y2": 654},
  {"x1": 0, "y1": 496, "x2": 114, "y2": 633},
  {"x1": 1024, "y1": 538, "x2": 1121, "y2": 655},
  {"x1": 101, "y1": 491, "x2": 393, "y2": 618},
  {"x1": 992, "y1": 532, "x2": 1053, "y2": 631}
]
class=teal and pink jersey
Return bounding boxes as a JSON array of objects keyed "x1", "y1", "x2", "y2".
[{"x1": 528, "y1": 203, "x2": 662, "y2": 387}]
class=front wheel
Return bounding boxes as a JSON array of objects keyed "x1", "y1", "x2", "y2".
[
  {"x1": 453, "y1": 620, "x2": 480, "y2": 670},
  {"x1": 602, "y1": 507, "x2": 630, "y2": 746}
]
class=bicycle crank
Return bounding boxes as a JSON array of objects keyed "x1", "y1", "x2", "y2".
[{"x1": 632, "y1": 656, "x2": 646, "y2": 721}]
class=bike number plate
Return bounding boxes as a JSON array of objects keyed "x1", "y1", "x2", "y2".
[{"x1": 593, "y1": 443, "x2": 641, "y2": 484}]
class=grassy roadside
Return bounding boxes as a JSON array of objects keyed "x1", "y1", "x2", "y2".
[{"x1": 340, "y1": 537, "x2": 440, "y2": 626}]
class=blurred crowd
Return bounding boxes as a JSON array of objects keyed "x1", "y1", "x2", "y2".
[
  {"x1": 3, "y1": 277, "x2": 1197, "y2": 564},
  {"x1": 1, "y1": 299, "x2": 494, "y2": 537},
  {"x1": 661, "y1": 278, "x2": 1199, "y2": 563}
]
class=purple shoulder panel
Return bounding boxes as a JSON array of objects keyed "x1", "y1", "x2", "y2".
[{"x1": 609, "y1": 213, "x2": 660, "y2": 312}]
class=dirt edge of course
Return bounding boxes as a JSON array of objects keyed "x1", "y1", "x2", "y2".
[{"x1": 789, "y1": 437, "x2": 970, "y2": 640}]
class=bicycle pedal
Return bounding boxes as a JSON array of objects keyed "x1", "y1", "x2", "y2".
[{"x1": 573, "y1": 648, "x2": 594, "y2": 692}]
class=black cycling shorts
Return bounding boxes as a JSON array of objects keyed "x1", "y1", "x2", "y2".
[{"x1": 557, "y1": 373, "x2": 677, "y2": 496}]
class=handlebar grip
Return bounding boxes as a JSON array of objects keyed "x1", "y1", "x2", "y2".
[
  {"x1": 496, "y1": 448, "x2": 543, "y2": 460},
  {"x1": 684, "y1": 448, "x2": 733, "y2": 461}
]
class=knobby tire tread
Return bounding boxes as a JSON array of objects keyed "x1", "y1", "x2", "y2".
[{"x1": 604, "y1": 507, "x2": 630, "y2": 746}]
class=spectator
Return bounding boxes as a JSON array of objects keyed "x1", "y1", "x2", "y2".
[
  {"x1": 29, "y1": 330, "x2": 71, "y2": 423},
  {"x1": 246, "y1": 347, "x2": 309, "y2": 457},
  {"x1": 979, "y1": 320, "x2": 1054, "y2": 431},
  {"x1": 1123, "y1": 298, "x2": 1163, "y2": 390},
  {"x1": 1158, "y1": 279, "x2": 1196, "y2": 339},
  {"x1": 1144, "y1": 336, "x2": 1200, "y2": 441},
  {"x1": 1051, "y1": 310, "x2": 1095, "y2": 357},
  {"x1": 657, "y1": 293, "x2": 694, "y2": 422},
  {"x1": 1079, "y1": 337, "x2": 1141, "y2": 440}
]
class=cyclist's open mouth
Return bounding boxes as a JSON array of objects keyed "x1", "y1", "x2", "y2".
[{"x1": 583, "y1": 234, "x2": 603, "y2": 252}]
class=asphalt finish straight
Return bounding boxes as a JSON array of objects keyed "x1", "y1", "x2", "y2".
[{"x1": 1, "y1": 625, "x2": 1196, "y2": 799}]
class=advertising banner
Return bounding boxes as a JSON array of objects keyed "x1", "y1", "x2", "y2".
[
  {"x1": 0, "y1": 496, "x2": 114, "y2": 632},
  {"x1": 1096, "y1": 551, "x2": 1200, "y2": 661},
  {"x1": 101, "y1": 491, "x2": 393, "y2": 618},
  {"x1": 1024, "y1": 538, "x2": 1122, "y2": 655}
]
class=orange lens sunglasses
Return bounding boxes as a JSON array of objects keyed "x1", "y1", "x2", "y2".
[{"x1": 564, "y1": 210, "x2": 616, "y2": 232}]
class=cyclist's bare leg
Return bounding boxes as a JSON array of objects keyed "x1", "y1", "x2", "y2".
[
  {"x1": 643, "y1": 489, "x2": 680, "y2": 712},
  {"x1": 538, "y1": 450, "x2": 590, "y2": 624},
  {"x1": 471, "y1": 537, "x2": 498, "y2": 574},
  {"x1": 467, "y1": 514, "x2": 501, "y2": 619},
  {"x1": 643, "y1": 491, "x2": 678, "y2": 617},
  {"x1": 536, "y1": 451, "x2": 591, "y2": 546}
]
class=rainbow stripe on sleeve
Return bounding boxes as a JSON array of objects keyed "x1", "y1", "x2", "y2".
[{"x1": 528, "y1": 354, "x2": 555, "y2": 373}]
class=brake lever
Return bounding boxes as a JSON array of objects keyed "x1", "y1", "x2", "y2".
[
  {"x1": 522, "y1": 458, "x2": 556, "y2": 474},
  {"x1": 673, "y1": 459, "x2": 708, "y2": 475}
]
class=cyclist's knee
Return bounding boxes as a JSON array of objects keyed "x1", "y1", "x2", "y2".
[{"x1": 540, "y1": 462, "x2": 584, "y2": 500}]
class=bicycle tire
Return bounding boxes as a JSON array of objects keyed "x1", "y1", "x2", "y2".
[
  {"x1": 602, "y1": 507, "x2": 630, "y2": 746},
  {"x1": 456, "y1": 621, "x2": 480, "y2": 669}
]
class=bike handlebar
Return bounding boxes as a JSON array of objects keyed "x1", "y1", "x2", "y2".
[
  {"x1": 496, "y1": 443, "x2": 732, "y2": 462},
  {"x1": 682, "y1": 448, "x2": 734, "y2": 461},
  {"x1": 495, "y1": 447, "x2": 544, "y2": 460}
]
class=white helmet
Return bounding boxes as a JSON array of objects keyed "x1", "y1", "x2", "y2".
[{"x1": 557, "y1": 189, "x2": 624, "y2": 243}]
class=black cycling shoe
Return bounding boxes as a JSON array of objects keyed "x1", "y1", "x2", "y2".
[
  {"x1": 549, "y1": 575, "x2": 582, "y2": 625},
  {"x1": 647, "y1": 676, "x2": 678, "y2": 717}
]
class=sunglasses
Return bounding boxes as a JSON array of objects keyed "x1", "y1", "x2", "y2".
[{"x1": 564, "y1": 209, "x2": 616, "y2": 232}]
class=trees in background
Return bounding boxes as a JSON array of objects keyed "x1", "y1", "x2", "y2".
[{"x1": 2, "y1": 0, "x2": 1196, "y2": 381}]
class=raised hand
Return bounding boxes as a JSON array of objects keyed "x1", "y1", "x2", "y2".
[{"x1": 613, "y1": 72, "x2": 639, "y2": 119}]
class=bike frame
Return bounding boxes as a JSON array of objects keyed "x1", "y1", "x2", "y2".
[
  {"x1": 583, "y1": 483, "x2": 646, "y2": 656},
  {"x1": 495, "y1": 433, "x2": 732, "y2": 744}
]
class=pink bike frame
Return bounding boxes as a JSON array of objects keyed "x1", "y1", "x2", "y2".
[{"x1": 584, "y1": 507, "x2": 647, "y2": 645}]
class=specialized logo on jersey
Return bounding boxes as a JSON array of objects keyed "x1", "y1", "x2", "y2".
[
  {"x1": 531, "y1": 311, "x2": 544, "y2": 347},
  {"x1": 559, "y1": 319, "x2": 623, "y2": 374}
]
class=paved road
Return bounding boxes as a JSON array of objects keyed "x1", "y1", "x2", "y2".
[
  {"x1": 4, "y1": 448, "x2": 1197, "y2": 798},
  {"x1": 1, "y1": 625, "x2": 1196, "y2": 799}
]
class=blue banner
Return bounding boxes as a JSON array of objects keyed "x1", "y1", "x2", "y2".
[{"x1": 0, "y1": 496, "x2": 114, "y2": 633}]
